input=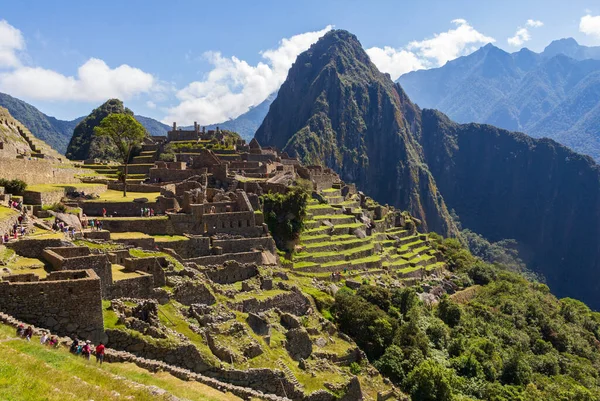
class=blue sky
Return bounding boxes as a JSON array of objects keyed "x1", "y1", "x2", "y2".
[{"x1": 1, "y1": 0, "x2": 599, "y2": 123}]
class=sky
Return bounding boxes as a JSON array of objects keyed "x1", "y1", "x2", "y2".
[{"x1": 1, "y1": 0, "x2": 600, "y2": 124}]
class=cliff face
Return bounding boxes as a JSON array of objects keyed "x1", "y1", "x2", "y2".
[
  {"x1": 255, "y1": 30, "x2": 457, "y2": 236},
  {"x1": 66, "y1": 99, "x2": 134, "y2": 161},
  {"x1": 419, "y1": 110, "x2": 600, "y2": 305}
]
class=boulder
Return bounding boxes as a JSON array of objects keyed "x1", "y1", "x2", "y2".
[{"x1": 286, "y1": 328, "x2": 312, "y2": 361}]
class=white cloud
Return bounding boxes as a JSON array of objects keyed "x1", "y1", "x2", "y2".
[
  {"x1": 526, "y1": 19, "x2": 544, "y2": 28},
  {"x1": 0, "y1": 20, "x2": 25, "y2": 68},
  {"x1": 366, "y1": 47, "x2": 426, "y2": 79},
  {"x1": 507, "y1": 19, "x2": 543, "y2": 47},
  {"x1": 0, "y1": 19, "x2": 158, "y2": 102},
  {"x1": 407, "y1": 19, "x2": 495, "y2": 66},
  {"x1": 366, "y1": 19, "x2": 494, "y2": 80},
  {"x1": 580, "y1": 14, "x2": 600, "y2": 38},
  {"x1": 164, "y1": 26, "x2": 333, "y2": 125},
  {"x1": 508, "y1": 28, "x2": 531, "y2": 46},
  {"x1": 146, "y1": 101, "x2": 157, "y2": 109},
  {"x1": 0, "y1": 58, "x2": 155, "y2": 101}
]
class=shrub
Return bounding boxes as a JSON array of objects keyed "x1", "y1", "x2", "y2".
[
  {"x1": 404, "y1": 360, "x2": 455, "y2": 401},
  {"x1": 374, "y1": 345, "x2": 405, "y2": 384},
  {"x1": 0, "y1": 178, "x2": 27, "y2": 195},
  {"x1": 261, "y1": 186, "x2": 309, "y2": 252},
  {"x1": 438, "y1": 297, "x2": 462, "y2": 328},
  {"x1": 349, "y1": 362, "x2": 361, "y2": 375}
]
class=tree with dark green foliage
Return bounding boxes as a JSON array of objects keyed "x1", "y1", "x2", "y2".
[
  {"x1": 261, "y1": 186, "x2": 309, "y2": 252},
  {"x1": 67, "y1": 99, "x2": 134, "y2": 160},
  {"x1": 329, "y1": 235, "x2": 600, "y2": 400},
  {"x1": 94, "y1": 114, "x2": 146, "y2": 197},
  {"x1": 404, "y1": 360, "x2": 455, "y2": 401},
  {"x1": 0, "y1": 178, "x2": 26, "y2": 195}
]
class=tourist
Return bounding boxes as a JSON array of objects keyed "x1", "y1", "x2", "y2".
[
  {"x1": 82, "y1": 340, "x2": 91, "y2": 360},
  {"x1": 16, "y1": 324, "x2": 24, "y2": 337},
  {"x1": 24, "y1": 326, "x2": 33, "y2": 341},
  {"x1": 97, "y1": 220, "x2": 103, "y2": 231},
  {"x1": 140, "y1": 207, "x2": 144, "y2": 217},
  {"x1": 4, "y1": 234, "x2": 9, "y2": 243},
  {"x1": 89, "y1": 219, "x2": 95, "y2": 230},
  {"x1": 40, "y1": 332, "x2": 48, "y2": 345},
  {"x1": 48, "y1": 336, "x2": 58, "y2": 347},
  {"x1": 69, "y1": 338, "x2": 79, "y2": 354},
  {"x1": 102, "y1": 208, "x2": 107, "y2": 217},
  {"x1": 95, "y1": 342, "x2": 105, "y2": 365},
  {"x1": 150, "y1": 208, "x2": 154, "y2": 217}
]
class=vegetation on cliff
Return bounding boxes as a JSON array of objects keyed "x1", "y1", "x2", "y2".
[{"x1": 261, "y1": 184, "x2": 309, "y2": 252}]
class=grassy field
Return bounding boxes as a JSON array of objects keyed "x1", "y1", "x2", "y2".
[
  {"x1": 87, "y1": 190, "x2": 160, "y2": 203},
  {"x1": 0, "y1": 205, "x2": 17, "y2": 220},
  {"x1": 0, "y1": 324, "x2": 241, "y2": 401},
  {"x1": 26, "y1": 183, "x2": 106, "y2": 193}
]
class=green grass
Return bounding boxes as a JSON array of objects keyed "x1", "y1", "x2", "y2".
[
  {"x1": 86, "y1": 190, "x2": 160, "y2": 203},
  {"x1": 0, "y1": 323, "x2": 240, "y2": 401},
  {"x1": 110, "y1": 232, "x2": 151, "y2": 240},
  {"x1": 152, "y1": 234, "x2": 188, "y2": 242},
  {"x1": 112, "y1": 264, "x2": 145, "y2": 281},
  {"x1": 26, "y1": 183, "x2": 106, "y2": 193},
  {"x1": 0, "y1": 205, "x2": 17, "y2": 220}
]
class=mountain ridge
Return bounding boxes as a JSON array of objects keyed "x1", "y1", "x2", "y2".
[{"x1": 398, "y1": 38, "x2": 600, "y2": 160}]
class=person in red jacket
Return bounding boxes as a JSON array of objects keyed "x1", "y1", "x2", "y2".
[{"x1": 95, "y1": 342, "x2": 105, "y2": 365}]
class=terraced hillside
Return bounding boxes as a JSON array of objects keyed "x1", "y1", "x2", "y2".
[{"x1": 291, "y1": 188, "x2": 445, "y2": 281}]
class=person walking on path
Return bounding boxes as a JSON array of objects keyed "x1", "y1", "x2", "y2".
[
  {"x1": 95, "y1": 342, "x2": 105, "y2": 365},
  {"x1": 82, "y1": 340, "x2": 91, "y2": 360}
]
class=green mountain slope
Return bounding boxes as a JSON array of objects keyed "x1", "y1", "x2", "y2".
[
  {"x1": 255, "y1": 30, "x2": 457, "y2": 237},
  {"x1": 256, "y1": 29, "x2": 600, "y2": 309},
  {"x1": 66, "y1": 99, "x2": 135, "y2": 160},
  {"x1": 0, "y1": 92, "x2": 79, "y2": 154}
]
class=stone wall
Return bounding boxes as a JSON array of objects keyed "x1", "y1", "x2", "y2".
[
  {"x1": 201, "y1": 261, "x2": 259, "y2": 284},
  {"x1": 237, "y1": 290, "x2": 311, "y2": 316},
  {"x1": 169, "y1": 236, "x2": 209, "y2": 258},
  {"x1": 123, "y1": 257, "x2": 166, "y2": 287},
  {"x1": 108, "y1": 274, "x2": 154, "y2": 299},
  {"x1": 0, "y1": 159, "x2": 84, "y2": 185},
  {"x1": 202, "y1": 211, "x2": 256, "y2": 235},
  {"x1": 82, "y1": 201, "x2": 159, "y2": 217},
  {"x1": 41, "y1": 247, "x2": 113, "y2": 296},
  {"x1": 6, "y1": 238, "x2": 69, "y2": 258},
  {"x1": 0, "y1": 269, "x2": 105, "y2": 342},
  {"x1": 187, "y1": 250, "x2": 263, "y2": 267},
  {"x1": 212, "y1": 236, "x2": 275, "y2": 254},
  {"x1": 98, "y1": 217, "x2": 170, "y2": 234}
]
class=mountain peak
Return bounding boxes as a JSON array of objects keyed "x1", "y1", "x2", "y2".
[{"x1": 542, "y1": 37, "x2": 583, "y2": 59}]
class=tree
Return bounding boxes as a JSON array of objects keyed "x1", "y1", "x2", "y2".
[{"x1": 94, "y1": 114, "x2": 146, "y2": 197}]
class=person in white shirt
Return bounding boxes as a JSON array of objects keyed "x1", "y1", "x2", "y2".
[{"x1": 40, "y1": 332, "x2": 48, "y2": 345}]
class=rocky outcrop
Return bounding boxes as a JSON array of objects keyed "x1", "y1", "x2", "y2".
[{"x1": 286, "y1": 328, "x2": 313, "y2": 361}]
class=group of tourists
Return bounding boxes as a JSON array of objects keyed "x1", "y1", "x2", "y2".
[
  {"x1": 51, "y1": 218, "x2": 78, "y2": 238},
  {"x1": 81, "y1": 215, "x2": 104, "y2": 231},
  {"x1": 140, "y1": 207, "x2": 155, "y2": 217},
  {"x1": 69, "y1": 338, "x2": 105, "y2": 364},
  {"x1": 16, "y1": 323, "x2": 105, "y2": 364},
  {"x1": 1, "y1": 212, "x2": 29, "y2": 244}
]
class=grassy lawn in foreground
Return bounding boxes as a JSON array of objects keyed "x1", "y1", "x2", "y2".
[{"x1": 0, "y1": 324, "x2": 241, "y2": 401}]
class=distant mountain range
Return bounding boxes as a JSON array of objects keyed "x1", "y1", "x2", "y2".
[
  {"x1": 0, "y1": 91, "x2": 275, "y2": 154},
  {"x1": 398, "y1": 38, "x2": 600, "y2": 160}
]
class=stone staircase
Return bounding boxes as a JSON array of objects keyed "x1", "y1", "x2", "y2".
[{"x1": 17, "y1": 126, "x2": 44, "y2": 158}]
